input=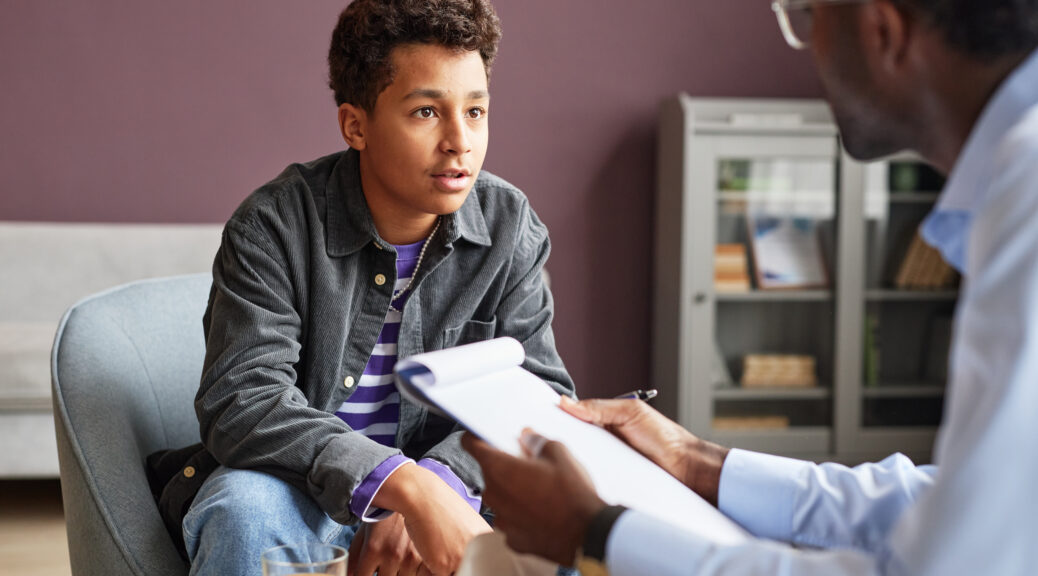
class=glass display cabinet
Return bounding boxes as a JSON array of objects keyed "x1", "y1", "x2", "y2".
[{"x1": 655, "y1": 95, "x2": 953, "y2": 464}]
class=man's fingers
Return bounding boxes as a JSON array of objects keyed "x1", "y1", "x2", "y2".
[
  {"x1": 535, "y1": 437, "x2": 573, "y2": 463},
  {"x1": 561, "y1": 396, "x2": 643, "y2": 428},
  {"x1": 464, "y1": 431, "x2": 538, "y2": 470},
  {"x1": 461, "y1": 432, "x2": 495, "y2": 460},
  {"x1": 558, "y1": 395, "x2": 593, "y2": 421},
  {"x1": 519, "y1": 430, "x2": 572, "y2": 465},
  {"x1": 518, "y1": 429, "x2": 549, "y2": 457}
]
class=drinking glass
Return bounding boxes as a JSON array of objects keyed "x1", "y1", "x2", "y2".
[{"x1": 261, "y1": 543, "x2": 347, "y2": 576}]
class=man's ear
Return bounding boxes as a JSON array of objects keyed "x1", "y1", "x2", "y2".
[
  {"x1": 862, "y1": 0, "x2": 911, "y2": 74},
  {"x1": 338, "y1": 103, "x2": 368, "y2": 150}
]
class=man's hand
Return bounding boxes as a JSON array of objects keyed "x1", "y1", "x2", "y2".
[
  {"x1": 461, "y1": 430, "x2": 607, "y2": 566},
  {"x1": 347, "y1": 512, "x2": 422, "y2": 576},
  {"x1": 372, "y1": 463, "x2": 491, "y2": 575},
  {"x1": 560, "y1": 396, "x2": 729, "y2": 506}
]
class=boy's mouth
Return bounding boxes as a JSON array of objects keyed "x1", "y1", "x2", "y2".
[
  {"x1": 431, "y1": 168, "x2": 472, "y2": 192},
  {"x1": 432, "y1": 168, "x2": 470, "y2": 178}
]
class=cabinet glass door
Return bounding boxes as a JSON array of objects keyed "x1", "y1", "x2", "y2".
[
  {"x1": 861, "y1": 158, "x2": 953, "y2": 429},
  {"x1": 704, "y1": 141, "x2": 838, "y2": 457}
]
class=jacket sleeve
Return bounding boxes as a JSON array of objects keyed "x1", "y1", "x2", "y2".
[
  {"x1": 196, "y1": 217, "x2": 400, "y2": 525},
  {"x1": 420, "y1": 198, "x2": 575, "y2": 494}
]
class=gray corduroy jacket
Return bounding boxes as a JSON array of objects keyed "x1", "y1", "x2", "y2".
[{"x1": 193, "y1": 148, "x2": 573, "y2": 526}]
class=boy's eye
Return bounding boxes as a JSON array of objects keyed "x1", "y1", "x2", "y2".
[
  {"x1": 467, "y1": 107, "x2": 486, "y2": 119},
  {"x1": 414, "y1": 107, "x2": 435, "y2": 119}
]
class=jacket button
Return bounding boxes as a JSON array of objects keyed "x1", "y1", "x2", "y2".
[
  {"x1": 375, "y1": 274, "x2": 387, "y2": 286},
  {"x1": 183, "y1": 466, "x2": 196, "y2": 479},
  {"x1": 344, "y1": 376, "x2": 355, "y2": 388}
]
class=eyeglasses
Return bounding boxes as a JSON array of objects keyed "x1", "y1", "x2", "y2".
[{"x1": 771, "y1": 0, "x2": 872, "y2": 50}]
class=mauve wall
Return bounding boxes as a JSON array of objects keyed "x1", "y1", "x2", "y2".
[{"x1": 0, "y1": 1, "x2": 822, "y2": 399}]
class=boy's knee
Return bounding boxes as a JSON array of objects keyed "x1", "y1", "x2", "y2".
[
  {"x1": 184, "y1": 468, "x2": 303, "y2": 548},
  {"x1": 184, "y1": 466, "x2": 351, "y2": 563}
]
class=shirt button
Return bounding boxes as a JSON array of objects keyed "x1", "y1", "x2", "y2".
[
  {"x1": 344, "y1": 376, "x2": 355, "y2": 388},
  {"x1": 375, "y1": 274, "x2": 387, "y2": 286},
  {"x1": 183, "y1": 466, "x2": 196, "y2": 479}
]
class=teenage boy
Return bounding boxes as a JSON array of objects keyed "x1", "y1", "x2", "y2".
[{"x1": 173, "y1": 1, "x2": 574, "y2": 575}]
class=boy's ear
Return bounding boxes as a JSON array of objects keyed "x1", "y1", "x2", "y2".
[{"x1": 338, "y1": 103, "x2": 368, "y2": 150}]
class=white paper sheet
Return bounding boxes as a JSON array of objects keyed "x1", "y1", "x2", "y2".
[{"x1": 396, "y1": 338, "x2": 749, "y2": 546}]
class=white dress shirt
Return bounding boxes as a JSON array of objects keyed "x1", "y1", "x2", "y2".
[{"x1": 605, "y1": 47, "x2": 1038, "y2": 575}]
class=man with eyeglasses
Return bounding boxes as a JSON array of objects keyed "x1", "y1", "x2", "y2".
[{"x1": 462, "y1": 1, "x2": 1038, "y2": 574}]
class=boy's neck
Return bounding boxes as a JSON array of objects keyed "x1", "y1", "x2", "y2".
[
  {"x1": 357, "y1": 156, "x2": 440, "y2": 245},
  {"x1": 372, "y1": 211, "x2": 439, "y2": 245},
  {"x1": 360, "y1": 186, "x2": 440, "y2": 246}
]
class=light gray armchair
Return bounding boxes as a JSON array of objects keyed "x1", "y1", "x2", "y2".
[{"x1": 52, "y1": 274, "x2": 211, "y2": 576}]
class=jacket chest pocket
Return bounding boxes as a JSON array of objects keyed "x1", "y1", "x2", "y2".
[{"x1": 441, "y1": 317, "x2": 498, "y2": 349}]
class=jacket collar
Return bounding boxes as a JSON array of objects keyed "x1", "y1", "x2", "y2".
[{"x1": 325, "y1": 148, "x2": 491, "y2": 257}]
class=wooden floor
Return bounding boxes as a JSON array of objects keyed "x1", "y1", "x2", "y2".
[{"x1": 0, "y1": 479, "x2": 72, "y2": 576}]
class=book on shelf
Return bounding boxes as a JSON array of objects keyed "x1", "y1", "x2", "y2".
[
  {"x1": 746, "y1": 214, "x2": 829, "y2": 290},
  {"x1": 714, "y1": 243, "x2": 751, "y2": 292},
  {"x1": 740, "y1": 354, "x2": 817, "y2": 388},
  {"x1": 712, "y1": 415, "x2": 790, "y2": 430},
  {"x1": 893, "y1": 229, "x2": 959, "y2": 290},
  {"x1": 394, "y1": 337, "x2": 748, "y2": 545}
]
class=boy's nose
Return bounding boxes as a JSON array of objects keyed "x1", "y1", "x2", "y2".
[{"x1": 441, "y1": 118, "x2": 472, "y2": 155}]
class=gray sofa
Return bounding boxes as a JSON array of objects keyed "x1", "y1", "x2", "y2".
[
  {"x1": 0, "y1": 222, "x2": 221, "y2": 479},
  {"x1": 52, "y1": 274, "x2": 211, "y2": 576}
]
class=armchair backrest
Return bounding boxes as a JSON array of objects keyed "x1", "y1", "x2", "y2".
[{"x1": 52, "y1": 274, "x2": 211, "y2": 576}]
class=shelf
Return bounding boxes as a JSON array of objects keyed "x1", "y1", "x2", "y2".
[
  {"x1": 716, "y1": 290, "x2": 833, "y2": 302},
  {"x1": 694, "y1": 120, "x2": 837, "y2": 137},
  {"x1": 707, "y1": 426, "x2": 831, "y2": 455},
  {"x1": 865, "y1": 289, "x2": 958, "y2": 302},
  {"x1": 862, "y1": 385, "x2": 945, "y2": 398},
  {"x1": 714, "y1": 387, "x2": 831, "y2": 400},
  {"x1": 887, "y1": 192, "x2": 941, "y2": 203},
  {"x1": 716, "y1": 190, "x2": 834, "y2": 203}
]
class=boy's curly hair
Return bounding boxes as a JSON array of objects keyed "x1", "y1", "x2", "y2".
[{"x1": 328, "y1": 0, "x2": 502, "y2": 111}]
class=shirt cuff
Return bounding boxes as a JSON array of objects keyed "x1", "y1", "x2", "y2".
[
  {"x1": 718, "y1": 448, "x2": 811, "y2": 542},
  {"x1": 350, "y1": 454, "x2": 415, "y2": 522},
  {"x1": 417, "y1": 458, "x2": 482, "y2": 513},
  {"x1": 605, "y1": 509, "x2": 712, "y2": 575}
]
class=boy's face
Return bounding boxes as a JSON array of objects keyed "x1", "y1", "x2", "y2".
[{"x1": 343, "y1": 43, "x2": 490, "y2": 232}]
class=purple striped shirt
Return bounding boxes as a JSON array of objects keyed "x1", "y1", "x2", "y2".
[
  {"x1": 339, "y1": 238, "x2": 481, "y2": 520},
  {"x1": 334, "y1": 239, "x2": 422, "y2": 444}
]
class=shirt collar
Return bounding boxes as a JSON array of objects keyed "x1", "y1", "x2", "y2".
[
  {"x1": 326, "y1": 148, "x2": 492, "y2": 257},
  {"x1": 923, "y1": 47, "x2": 1038, "y2": 272}
]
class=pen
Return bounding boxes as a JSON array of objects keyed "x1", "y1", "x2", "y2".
[{"x1": 614, "y1": 389, "x2": 658, "y2": 401}]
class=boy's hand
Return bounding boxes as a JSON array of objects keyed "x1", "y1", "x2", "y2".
[
  {"x1": 559, "y1": 396, "x2": 730, "y2": 506},
  {"x1": 373, "y1": 463, "x2": 492, "y2": 575},
  {"x1": 347, "y1": 512, "x2": 422, "y2": 576}
]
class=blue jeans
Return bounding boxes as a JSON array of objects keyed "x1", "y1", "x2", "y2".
[
  {"x1": 183, "y1": 466, "x2": 357, "y2": 576},
  {"x1": 184, "y1": 466, "x2": 579, "y2": 576}
]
